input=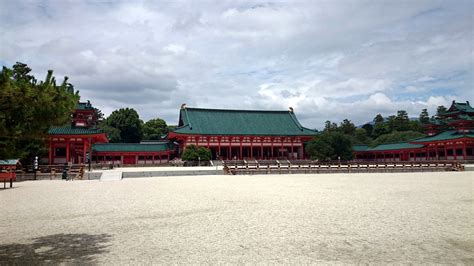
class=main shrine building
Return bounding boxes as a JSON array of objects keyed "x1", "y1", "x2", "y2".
[
  {"x1": 354, "y1": 101, "x2": 474, "y2": 161},
  {"x1": 168, "y1": 105, "x2": 318, "y2": 160}
]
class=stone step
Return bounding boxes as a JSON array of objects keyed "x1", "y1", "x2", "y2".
[{"x1": 100, "y1": 171, "x2": 122, "y2": 181}]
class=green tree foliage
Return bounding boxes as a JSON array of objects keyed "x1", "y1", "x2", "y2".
[
  {"x1": 372, "y1": 113, "x2": 388, "y2": 138},
  {"x1": 394, "y1": 110, "x2": 410, "y2": 131},
  {"x1": 97, "y1": 121, "x2": 121, "y2": 143},
  {"x1": 323, "y1": 120, "x2": 338, "y2": 132},
  {"x1": 419, "y1": 109, "x2": 430, "y2": 124},
  {"x1": 361, "y1": 123, "x2": 374, "y2": 138},
  {"x1": 143, "y1": 118, "x2": 168, "y2": 140},
  {"x1": 372, "y1": 122, "x2": 389, "y2": 138},
  {"x1": 102, "y1": 108, "x2": 143, "y2": 143},
  {"x1": 0, "y1": 62, "x2": 79, "y2": 160},
  {"x1": 306, "y1": 132, "x2": 353, "y2": 161},
  {"x1": 409, "y1": 120, "x2": 423, "y2": 133},
  {"x1": 373, "y1": 114, "x2": 384, "y2": 124},
  {"x1": 436, "y1": 105, "x2": 447, "y2": 119},
  {"x1": 353, "y1": 128, "x2": 369, "y2": 144},
  {"x1": 181, "y1": 145, "x2": 211, "y2": 161},
  {"x1": 370, "y1": 131, "x2": 425, "y2": 147},
  {"x1": 339, "y1": 119, "x2": 356, "y2": 135}
]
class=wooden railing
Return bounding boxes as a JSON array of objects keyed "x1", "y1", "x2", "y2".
[{"x1": 222, "y1": 160, "x2": 464, "y2": 175}]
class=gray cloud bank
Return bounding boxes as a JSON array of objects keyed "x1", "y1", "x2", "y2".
[{"x1": 1, "y1": 0, "x2": 473, "y2": 128}]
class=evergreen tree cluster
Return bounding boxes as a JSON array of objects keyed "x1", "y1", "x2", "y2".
[
  {"x1": 0, "y1": 62, "x2": 79, "y2": 161},
  {"x1": 181, "y1": 145, "x2": 212, "y2": 162},
  {"x1": 306, "y1": 106, "x2": 447, "y2": 161}
]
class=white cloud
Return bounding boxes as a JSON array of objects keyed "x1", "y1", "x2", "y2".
[{"x1": 0, "y1": 0, "x2": 472, "y2": 128}]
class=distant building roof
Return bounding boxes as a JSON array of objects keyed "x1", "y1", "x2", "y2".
[
  {"x1": 76, "y1": 101, "x2": 94, "y2": 110},
  {"x1": 172, "y1": 107, "x2": 318, "y2": 136},
  {"x1": 353, "y1": 142, "x2": 424, "y2": 152},
  {"x1": 0, "y1": 159, "x2": 21, "y2": 166},
  {"x1": 442, "y1": 101, "x2": 474, "y2": 115},
  {"x1": 93, "y1": 143, "x2": 174, "y2": 152},
  {"x1": 48, "y1": 126, "x2": 104, "y2": 135},
  {"x1": 413, "y1": 130, "x2": 474, "y2": 142}
]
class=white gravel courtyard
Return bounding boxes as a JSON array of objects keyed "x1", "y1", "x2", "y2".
[{"x1": 0, "y1": 172, "x2": 473, "y2": 264}]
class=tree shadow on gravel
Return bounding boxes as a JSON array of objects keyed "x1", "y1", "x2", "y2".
[{"x1": 0, "y1": 233, "x2": 112, "y2": 264}]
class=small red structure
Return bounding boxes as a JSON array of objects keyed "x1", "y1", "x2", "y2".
[
  {"x1": 48, "y1": 101, "x2": 108, "y2": 165},
  {"x1": 0, "y1": 159, "x2": 20, "y2": 188},
  {"x1": 92, "y1": 143, "x2": 173, "y2": 165},
  {"x1": 48, "y1": 101, "x2": 175, "y2": 165}
]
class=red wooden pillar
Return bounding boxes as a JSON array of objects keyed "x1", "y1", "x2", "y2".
[
  {"x1": 49, "y1": 140, "x2": 53, "y2": 165},
  {"x1": 281, "y1": 138, "x2": 284, "y2": 158},
  {"x1": 271, "y1": 138, "x2": 274, "y2": 159},
  {"x1": 218, "y1": 137, "x2": 221, "y2": 159},
  {"x1": 290, "y1": 139, "x2": 294, "y2": 159},
  {"x1": 66, "y1": 138, "x2": 70, "y2": 163},
  {"x1": 250, "y1": 137, "x2": 253, "y2": 159},
  {"x1": 260, "y1": 138, "x2": 263, "y2": 160},
  {"x1": 444, "y1": 145, "x2": 447, "y2": 160},
  {"x1": 462, "y1": 142, "x2": 467, "y2": 160},
  {"x1": 228, "y1": 137, "x2": 232, "y2": 160},
  {"x1": 83, "y1": 139, "x2": 87, "y2": 164},
  {"x1": 207, "y1": 136, "x2": 210, "y2": 149},
  {"x1": 239, "y1": 137, "x2": 243, "y2": 160}
]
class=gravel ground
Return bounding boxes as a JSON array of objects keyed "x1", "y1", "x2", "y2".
[{"x1": 0, "y1": 172, "x2": 473, "y2": 264}]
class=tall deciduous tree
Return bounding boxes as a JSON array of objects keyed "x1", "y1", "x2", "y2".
[
  {"x1": 104, "y1": 108, "x2": 143, "y2": 143},
  {"x1": 0, "y1": 62, "x2": 79, "y2": 160},
  {"x1": 143, "y1": 118, "x2": 168, "y2": 140}
]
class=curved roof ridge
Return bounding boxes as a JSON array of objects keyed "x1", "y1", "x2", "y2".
[
  {"x1": 182, "y1": 108, "x2": 192, "y2": 130},
  {"x1": 184, "y1": 107, "x2": 290, "y2": 113},
  {"x1": 288, "y1": 112, "x2": 304, "y2": 131}
]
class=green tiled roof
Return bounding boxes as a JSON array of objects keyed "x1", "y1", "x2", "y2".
[
  {"x1": 93, "y1": 143, "x2": 173, "y2": 152},
  {"x1": 413, "y1": 130, "x2": 474, "y2": 142},
  {"x1": 76, "y1": 101, "x2": 94, "y2": 110},
  {"x1": 0, "y1": 159, "x2": 20, "y2": 166},
  {"x1": 353, "y1": 145, "x2": 368, "y2": 152},
  {"x1": 449, "y1": 114, "x2": 474, "y2": 122},
  {"x1": 367, "y1": 142, "x2": 424, "y2": 151},
  {"x1": 442, "y1": 101, "x2": 474, "y2": 115},
  {"x1": 48, "y1": 126, "x2": 104, "y2": 135},
  {"x1": 354, "y1": 142, "x2": 424, "y2": 152},
  {"x1": 173, "y1": 107, "x2": 318, "y2": 136},
  {"x1": 428, "y1": 118, "x2": 445, "y2": 126}
]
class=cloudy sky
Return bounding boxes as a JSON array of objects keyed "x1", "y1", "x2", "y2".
[{"x1": 1, "y1": 0, "x2": 473, "y2": 128}]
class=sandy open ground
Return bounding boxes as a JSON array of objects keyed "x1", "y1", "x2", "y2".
[{"x1": 1, "y1": 172, "x2": 473, "y2": 264}]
